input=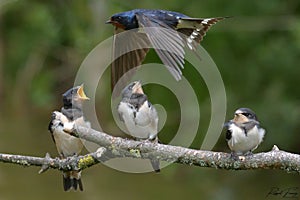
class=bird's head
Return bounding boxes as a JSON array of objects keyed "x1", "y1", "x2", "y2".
[
  {"x1": 106, "y1": 11, "x2": 138, "y2": 30},
  {"x1": 233, "y1": 107, "x2": 257, "y2": 123},
  {"x1": 62, "y1": 84, "x2": 89, "y2": 108},
  {"x1": 121, "y1": 81, "x2": 144, "y2": 99}
]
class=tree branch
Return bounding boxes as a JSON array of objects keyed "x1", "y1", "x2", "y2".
[
  {"x1": 0, "y1": 124, "x2": 299, "y2": 174},
  {"x1": 0, "y1": 147, "x2": 106, "y2": 173},
  {"x1": 70, "y1": 125, "x2": 300, "y2": 173}
]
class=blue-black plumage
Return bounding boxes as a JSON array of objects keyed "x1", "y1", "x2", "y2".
[{"x1": 107, "y1": 9, "x2": 229, "y2": 95}]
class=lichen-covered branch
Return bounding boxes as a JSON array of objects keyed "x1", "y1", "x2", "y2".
[
  {"x1": 70, "y1": 125, "x2": 300, "y2": 174},
  {"x1": 0, "y1": 147, "x2": 106, "y2": 173},
  {"x1": 0, "y1": 124, "x2": 300, "y2": 174}
]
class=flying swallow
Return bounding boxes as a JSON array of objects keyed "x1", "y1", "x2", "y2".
[
  {"x1": 117, "y1": 81, "x2": 160, "y2": 172},
  {"x1": 106, "y1": 9, "x2": 228, "y2": 94},
  {"x1": 224, "y1": 108, "x2": 265, "y2": 158},
  {"x1": 48, "y1": 85, "x2": 90, "y2": 191}
]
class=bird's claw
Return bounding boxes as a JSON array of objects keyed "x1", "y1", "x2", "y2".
[
  {"x1": 230, "y1": 151, "x2": 253, "y2": 161},
  {"x1": 244, "y1": 151, "x2": 254, "y2": 157},
  {"x1": 230, "y1": 152, "x2": 239, "y2": 161}
]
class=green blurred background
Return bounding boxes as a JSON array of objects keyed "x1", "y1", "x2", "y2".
[{"x1": 0, "y1": 0, "x2": 299, "y2": 199}]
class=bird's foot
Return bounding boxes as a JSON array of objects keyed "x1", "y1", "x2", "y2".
[
  {"x1": 230, "y1": 151, "x2": 253, "y2": 161},
  {"x1": 244, "y1": 151, "x2": 254, "y2": 157},
  {"x1": 230, "y1": 152, "x2": 239, "y2": 161}
]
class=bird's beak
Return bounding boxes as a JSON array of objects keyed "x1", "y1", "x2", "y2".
[
  {"x1": 132, "y1": 81, "x2": 144, "y2": 94},
  {"x1": 77, "y1": 84, "x2": 90, "y2": 100},
  {"x1": 106, "y1": 18, "x2": 125, "y2": 29},
  {"x1": 233, "y1": 114, "x2": 239, "y2": 122},
  {"x1": 233, "y1": 113, "x2": 249, "y2": 123},
  {"x1": 105, "y1": 19, "x2": 112, "y2": 24}
]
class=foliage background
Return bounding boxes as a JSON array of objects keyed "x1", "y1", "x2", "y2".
[{"x1": 0, "y1": 0, "x2": 299, "y2": 199}]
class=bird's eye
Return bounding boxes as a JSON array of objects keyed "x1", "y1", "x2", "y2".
[
  {"x1": 243, "y1": 113, "x2": 252, "y2": 118},
  {"x1": 114, "y1": 16, "x2": 121, "y2": 21}
]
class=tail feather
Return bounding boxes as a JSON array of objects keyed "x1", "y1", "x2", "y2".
[
  {"x1": 149, "y1": 136, "x2": 160, "y2": 173},
  {"x1": 72, "y1": 178, "x2": 83, "y2": 191},
  {"x1": 178, "y1": 17, "x2": 229, "y2": 50},
  {"x1": 150, "y1": 158, "x2": 160, "y2": 173},
  {"x1": 63, "y1": 175, "x2": 72, "y2": 191},
  {"x1": 63, "y1": 171, "x2": 83, "y2": 191}
]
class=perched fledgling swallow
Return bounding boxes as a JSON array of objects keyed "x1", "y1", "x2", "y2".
[
  {"x1": 117, "y1": 81, "x2": 160, "y2": 172},
  {"x1": 48, "y1": 85, "x2": 90, "y2": 191},
  {"x1": 106, "y1": 9, "x2": 228, "y2": 93},
  {"x1": 224, "y1": 108, "x2": 265, "y2": 157}
]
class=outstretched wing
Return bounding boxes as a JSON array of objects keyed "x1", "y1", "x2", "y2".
[
  {"x1": 111, "y1": 27, "x2": 150, "y2": 97},
  {"x1": 136, "y1": 12, "x2": 186, "y2": 81}
]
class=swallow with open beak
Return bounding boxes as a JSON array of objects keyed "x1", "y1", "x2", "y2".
[
  {"x1": 117, "y1": 81, "x2": 160, "y2": 172},
  {"x1": 48, "y1": 85, "x2": 90, "y2": 191},
  {"x1": 106, "y1": 9, "x2": 228, "y2": 94},
  {"x1": 224, "y1": 108, "x2": 265, "y2": 158}
]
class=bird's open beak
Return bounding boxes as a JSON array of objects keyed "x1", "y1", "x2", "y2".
[
  {"x1": 105, "y1": 19, "x2": 112, "y2": 24},
  {"x1": 106, "y1": 18, "x2": 126, "y2": 29},
  {"x1": 132, "y1": 81, "x2": 144, "y2": 94},
  {"x1": 233, "y1": 113, "x2": 249, "y2": 123},
  {"x1": 233, "y1": 114, "x2": 239, "y2": 122},
  {"x1": 77, "y1": 84, "x2": 90, "y2": 100}
]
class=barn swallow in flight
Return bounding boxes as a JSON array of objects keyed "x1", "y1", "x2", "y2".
[
  {"x1": 224, "y1": 108, "x2": 265, "y2": 158},
  {"x1": 48, "y1": 85, "x2": 90, "y2": 191},
  {"x1": 106, "y1": 9, "x2": 228, "y2": 94},
  {"x1": 117, "y1": 81, "x2": 160, "y2": 172}
]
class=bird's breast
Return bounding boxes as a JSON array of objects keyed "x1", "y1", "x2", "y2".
[
  {"x1": 118, "y1": 101, "x2": 157, "y2": 140},
  {"x1": 52, "y1": 126, "x2": 83, "y2": 157},
  {"x1": 228, "y1": 125, "x2": 261, "y2": 154}
]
